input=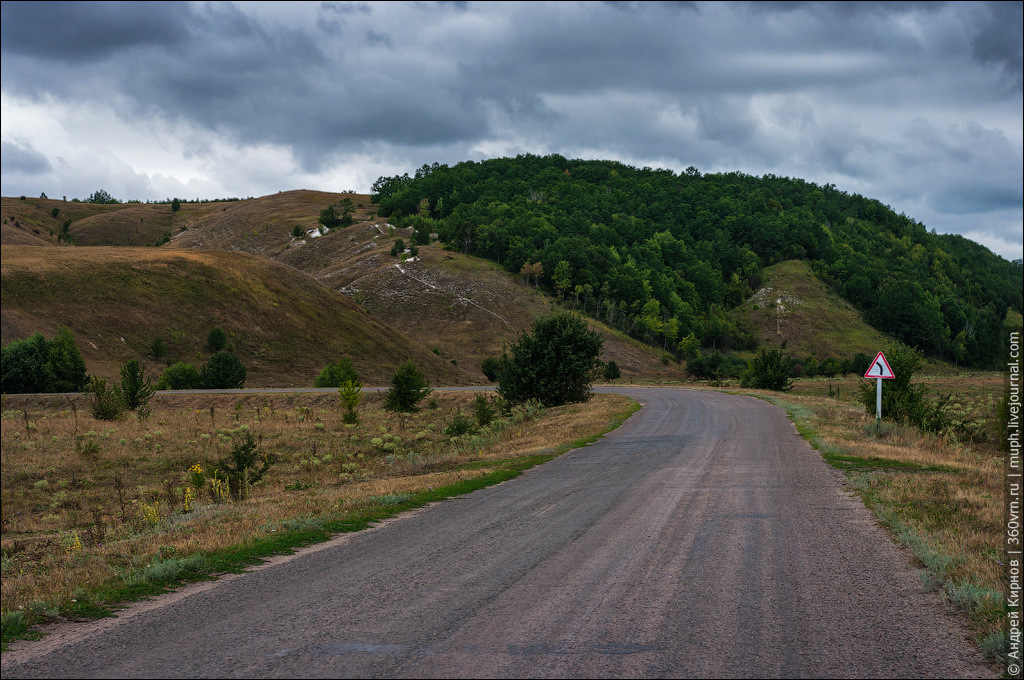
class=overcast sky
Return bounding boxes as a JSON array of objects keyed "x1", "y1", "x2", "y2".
[{"x1": 2, "y1": 1, "x2": 1021, "y2": 260}]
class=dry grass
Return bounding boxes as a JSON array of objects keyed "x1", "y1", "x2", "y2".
[
  {"x1": 745, "y1": 379, "x2": 1007, "y2": 662},
  {"x1": 1, "y1": 390, "x2": 634, "y2": 631},
  {"x1": 1, "y1": 246, "x2": 471, "y2": 387}
]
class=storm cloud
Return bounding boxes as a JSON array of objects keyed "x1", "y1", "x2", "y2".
[{"x1": 1, "y1": 1, "x2": 1020, "y2": 259}]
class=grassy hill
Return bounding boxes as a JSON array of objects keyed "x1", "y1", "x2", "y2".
[
  {"x1": 730, "y1": 260, "x2": 892, "y2": 362},
  {"x1": 0, "y1": 246, "x2": 471, "y2": 387},
  {"x1": 41, "y1": 189, "x2": 684, "y2": 381}
]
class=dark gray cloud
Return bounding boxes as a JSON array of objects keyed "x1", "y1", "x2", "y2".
[
  {"x1": 1, "y1": 140, "x2": 52, "y2": 175},
  {"x1": 1, "y1": 0, "x2": 1020, "y2": 259}
]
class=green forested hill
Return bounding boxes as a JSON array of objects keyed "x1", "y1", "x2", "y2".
[{"x1": 371, "y1": 155, "x2": 1022, "y2": 368}]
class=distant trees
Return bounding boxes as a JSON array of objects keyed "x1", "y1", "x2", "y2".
[
  {"x1": 368, "y1": 154, "x2": 1021, "y2": 368},
  {"x1": 86, "y1": 189, "x2": 119, "y2": 204},
  {"x1": 498, "y1": 312, "x2": 603, "y2": 407},
  {"x1": 1, "y1": 327, "x2": 87, "y2": 393}
]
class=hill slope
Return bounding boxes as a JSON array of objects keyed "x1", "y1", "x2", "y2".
[
  {"x1": 371, "y1": 154, "x2": 1022, "y2": 368},
  {"x1": 0, "y1": 246, "x2": 471, "y2": 387},
  {"x1": 731, "y1": 260, "x2": 892, "y2": 360},
  {"x1": 42, "y1": 189, "x2": 683, "y2": 381}
]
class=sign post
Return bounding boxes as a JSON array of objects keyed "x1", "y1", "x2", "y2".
[{"x1": 863, "y1": 351, "x2": 895, "y2": 421}]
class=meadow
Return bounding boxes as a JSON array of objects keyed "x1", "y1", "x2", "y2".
[{"x1": 0, "y1": 389, "x2": 636, "y2": 644}]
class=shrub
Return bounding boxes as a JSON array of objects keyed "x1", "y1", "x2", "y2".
[
  {"x1": 291, "y1": 225, "x2": 304, "y2": 239},
  {"x1": 480, "y1": 356, "x2": 501, "y2": 382},
  {"x1": 498, "y1": 312, "x2": 603, "y2": 407},
  {"x1": 603, "y1": 360, "x2": 621, "y2": 381},
  {"x1": 150, "y1": 336, "x2": 168, "y2": 360},
  {"x1": 314, "y1": 358, "x2": 359, "y2": 388},
  {"x1": 338, "y1": 379, "x2": 361, "y2": 424},
  {"x1": 200, "y1": 351, "x2": 246, "y2": 389},
  {"x1": 87, "y1": 377, "x2": 124, "y2": 421},
  {"x1": 858, "y1": 344, "x2": 928, "y2": 426},
  {"x1": 216, "y1": 431, "x2": 275, "y2": 500},
  {"x1": 741, "y1": 349, "x2": 794, "y2": 391},
  {"x1": 156, "y1": 362, "x2": 202, "y2": 390},
  {"x1": 206, "y1": 327, "x2": 228, "y2": 353},
  {"x1": 1, "y1": 327, "x2": 86, "y2": 394},
  {"x1": 384, "y1": 361, "x2": 431, "y2": 412},
  {"x1": 119, "y1": 359, "x2": 155, "y2": 410},
  {"x1": 473, "y1": 393, "x2": 496, "y2": 427},
  {"x1": 444, "y1": 411, "x2": 476, "y2": 437},
  {"x1": 390, "y1": 239, "x2": 406, "y2": 257}
]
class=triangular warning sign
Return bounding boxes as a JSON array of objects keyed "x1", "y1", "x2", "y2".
[{"x1": 864, "y1": 351, "x2": 895, "y2": 379}]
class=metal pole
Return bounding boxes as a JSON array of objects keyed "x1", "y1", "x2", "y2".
[{"x1": 876, "y1": 377, "x2": 882, "y2": 421}]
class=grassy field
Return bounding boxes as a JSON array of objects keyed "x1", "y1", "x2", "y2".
[
  {"x1": 747, "y1": 371, "x2": 1009, "y2": 667},
  {"x1": 1, "y1": 246, "x2": 470, "y2": 387},
  {"x1": 0, "y1": 389, "x2": 638, "y2": 645}
]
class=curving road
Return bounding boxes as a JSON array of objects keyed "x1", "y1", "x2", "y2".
[{"x1": 1, "y1": 388, "x2": 992, "y2": 678}]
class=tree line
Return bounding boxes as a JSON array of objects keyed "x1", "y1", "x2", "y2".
[{"x1": 371, "y1": 154, "x2": 1022, "y2": 368}]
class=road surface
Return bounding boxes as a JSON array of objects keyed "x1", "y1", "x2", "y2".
[{"x1": 1, "y1": 388, "x2": 991, "y2": 678}]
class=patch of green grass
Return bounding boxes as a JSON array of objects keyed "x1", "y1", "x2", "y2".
[{"x1": 820, "y1": 452, "x2": 958, "y2": 474}]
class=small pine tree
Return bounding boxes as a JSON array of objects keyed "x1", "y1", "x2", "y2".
[
  {"x1": 390, "y1": 239, "x2": 407, "y2": 257},
  {"x1": 338, "y1": 379, "x2": 362, "y2": 424},
  {"x1": 119, "y1": 359, "x2": 155, "y2": 410},
  {"x1": 384, "y1": 361, "x2": 432, "y2": 412}
]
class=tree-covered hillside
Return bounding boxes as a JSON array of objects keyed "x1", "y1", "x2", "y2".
[{"x1": 372, "y1": 155, "x2": 1021, "y2": 368}]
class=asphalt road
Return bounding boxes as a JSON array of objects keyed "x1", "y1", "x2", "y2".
[{"x1": 1, "y1": 388, "x2": 992, "y2": 678}]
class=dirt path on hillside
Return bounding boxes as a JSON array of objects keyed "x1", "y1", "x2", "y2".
[{"x1": 0, "y1": 389, "x2": 993, "y2": 678}]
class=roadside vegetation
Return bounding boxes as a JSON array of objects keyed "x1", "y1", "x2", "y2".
[
  {"x1": 0, "y1": 389, "x2": 637, "y2": 646},
  {"x1": 744, "y1": 367, "x2": 1010, "y2": 670}
]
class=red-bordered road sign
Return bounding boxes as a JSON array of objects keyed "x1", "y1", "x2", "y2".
[{"x1": 864, "y1": 351, "x2": 895, "y2": 379}]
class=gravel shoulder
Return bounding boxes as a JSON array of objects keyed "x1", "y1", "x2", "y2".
[{"x1": 1, "y1": 388, "x2": 994, "y2": 678}]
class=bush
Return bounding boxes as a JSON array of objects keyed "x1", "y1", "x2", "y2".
[
  {"x1": 741, "y1": 349, "x2": 794, "y2": 391},
  {"x1": 217, "y1": 431, "x2": 275, "y2": 500},
  {"x1": 473, "y1": 393, "x2": 496, "y2": 427},
  {"x1": 603, "y1": 360, "x2": 621, "y2": 381},
  {"x1": 206, "y1": 327, "x2": 228, "y2": 353},
  {"x1": 849, "y1": 352, "x2": 872, "y2": 376},
  {"x1": 119, "y1": 359, "x2": 155, "y2": 410},
  {"x1": 150, "y1": 336, "x2": 168, "y2": 360},
  {"x1": 1, "y1": 327, "x2": 87, "y2": 394},
  {"x1": 87, "y1": 377, "x2": 124, "y2": 421},
  {"x1": 390, "y1": 239, "x2": 406, "y2": 257},
  {"x1": 444, "y1": 411, "x2": 476, "y2": 437},
  {"x1": 858, "y1": 344, "x2": 928, "y2": 426},
  {"x1": 384, "y1": 361, "x2": 432, "y2": 412},
  {"x1": 314, "y1": 358, "x2": 359, "y2": 388},
  {"x1": 498, "y1": 312, "x2": 603, "y2": 407},
  {"x1": 156, "y1": 362, "x2": 202, "y2": 390},
  {"x1": 480, "y1": 356, "x2": 501, "y2": 382},
  {"x1": 200, "y1": 351, "x2": 246, "y2": 389},
  {"x1": 291, "y1": 225, "x2": 304, "y2": 239}
]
